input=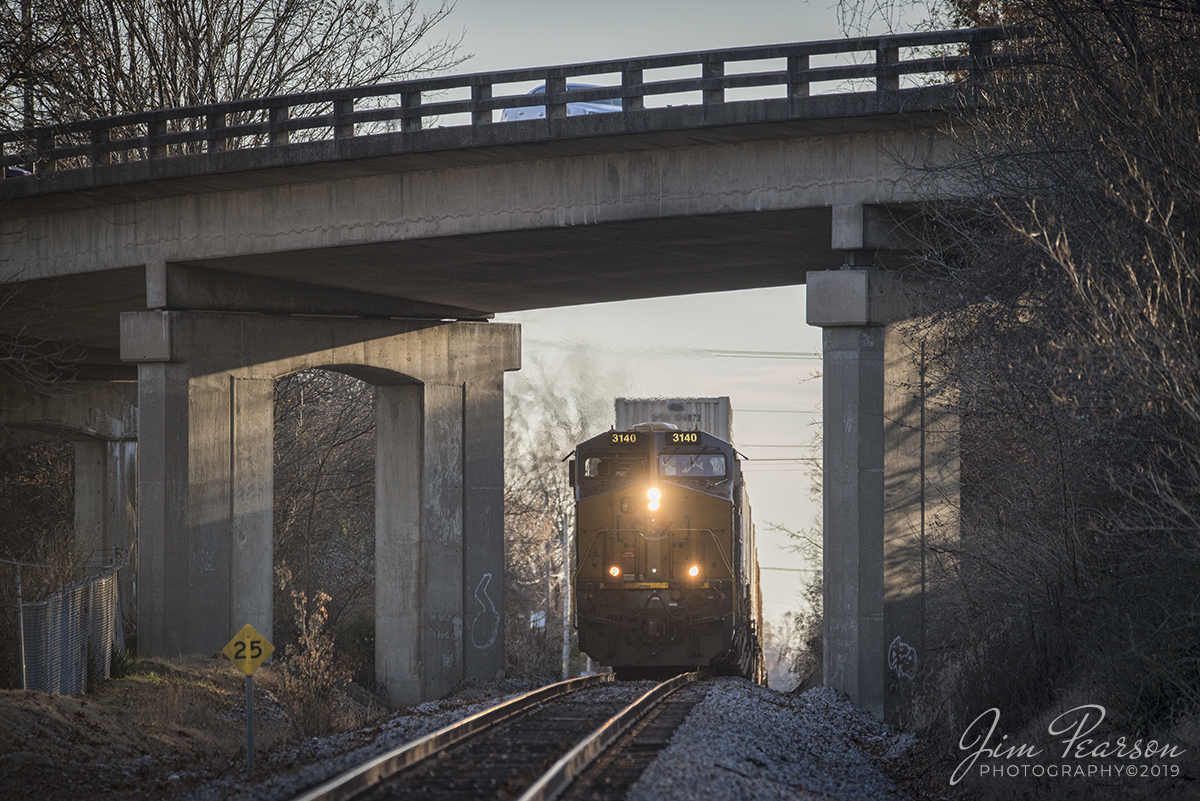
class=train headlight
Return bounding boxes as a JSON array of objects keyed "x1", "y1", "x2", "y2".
[
  {"x1": 647, "y1": 487, "x2": 661, "y2": 512},
  {"x1": 608, "y1": 565, "x2": 621, "y2": 579},
  {"x1": 688, "y1": 564, "x2": 700, "y2": 578}
]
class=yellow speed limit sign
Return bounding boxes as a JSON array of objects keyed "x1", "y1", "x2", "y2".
[{"x1": 222, "y1": 624, "x2": 274, "y2": 676}]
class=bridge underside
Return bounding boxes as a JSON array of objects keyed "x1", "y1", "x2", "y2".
[
  {"x1": 5, "y1": 206, "x2": 839, "y2": 369},
  {"x1": 2, "y1": 102, "x2": 943, "y2": 375}
]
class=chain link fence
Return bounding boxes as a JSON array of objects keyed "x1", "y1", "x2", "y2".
[{"x1": 17, "y1": 550, "x2": 127, "y2": 695}]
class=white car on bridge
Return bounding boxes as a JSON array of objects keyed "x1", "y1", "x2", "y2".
[{"x1": 501, "y1": 83, "x2": 622, "y2": 121}]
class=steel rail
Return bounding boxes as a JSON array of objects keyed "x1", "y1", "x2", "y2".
[
  {"x1": 287, "y1": 673, "x2": 614, "y2": 801},
  {"x1": 516, "y1": 671, "x2": 703, "y2": 801}
]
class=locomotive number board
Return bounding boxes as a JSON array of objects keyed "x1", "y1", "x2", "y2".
[{"x1": 608, "y1": 431, "x2": 705, "y2": 445}]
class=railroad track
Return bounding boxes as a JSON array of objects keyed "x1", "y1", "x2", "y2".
[{"x1": 289, "y1": 672, "x2": 708, "y2": 801}]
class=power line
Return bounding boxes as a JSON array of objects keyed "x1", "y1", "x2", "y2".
[
  {"x1": 743, "y1": 457, "x2": 821, "y2": 462},
  {"x1": 710, "y1": 349, "x2": 822, "y2": 360},
  {"x1": 744, "y1": 463, "x2": 815, "y2": 470},
  {"x1": 740, "y1": 443, "x2": 820, "y2": 448},
  {"x1": 739, "y1": 467, "x2": 813, "y2": 471},
  {"x1": 739, "y1": 409, "x2": 821, "y2": 414},
  {"x1": 519, "y1": 341, "x2": 822, "y2": 362}
]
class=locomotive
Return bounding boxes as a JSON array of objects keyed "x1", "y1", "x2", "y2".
[{"x1": 569, "y1": 423, "x2": 766, "y2": 683}]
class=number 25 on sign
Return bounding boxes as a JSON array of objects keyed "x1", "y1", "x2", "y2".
[{"x1": 223, "y1": 623, "x2": 274, "y2": 675}]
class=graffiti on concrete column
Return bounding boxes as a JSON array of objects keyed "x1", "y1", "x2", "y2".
[
  {"x1": 470, "y1": 573, "x2": 500, "y2": 650},
  {"x1": 888, "y1": 635, "x2": 918, "y2": 680}
]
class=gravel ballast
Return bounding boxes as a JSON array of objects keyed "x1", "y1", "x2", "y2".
[{"x1": 628, "y1": 680, "x2": 914, "y2": 801}]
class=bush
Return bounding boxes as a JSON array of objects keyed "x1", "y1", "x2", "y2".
[
  {"x1": 335, "y1": 613, "x2": 376, "y2": 692},
  {"x1": 275, "y1": 565, "x2": 356, "y2": 738}
]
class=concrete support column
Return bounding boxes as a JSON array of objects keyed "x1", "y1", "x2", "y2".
[
  {"x1": 185, "y1": 371, "x2": 236, "y2": 652},
  {"x1": 463, "y1": 373, "x2": 505, "y2": 682},
  {"x1": 882, "y1": 323, "x2": 960, "y2": 726},
  {"x1": 422, "y1": 383, "x2": 465, "y2": 694},
  {"x1": 808, "y1": 263, "x2": 954, "y2": 725},
  {"x1": 74, "y1": 439, "x2": 109, "y2": 562},
  {"x1": 376, "y1": 384, "x2": 424, "y2": 705},
  {"x1": 809, "y1": 268, "x2": 886, "y2": 719},
  {"x1": 824, "y1": 326, "x2": 885, "y2": 717},
  {"x1": 0, "y1": 376, "x2": 140, "y2": 577},
  {"x1": 73, "y1": 438, "x2": 137, "y2": 616},
  {"x1": 230, "y1": 378, "x2": 275, "y2": 642},
  {"x1": 881, "y1": 334, "x2": 924, "y2": 724},
  {"x1": 125, "y1": 315, "x2": 276, "y2": 657},
  {"x1": 376, "y1": 379, "x2": 482, "y2": 706},
  {"x1": 135, "y1": 361, "x2": 191, "y2": 655}
]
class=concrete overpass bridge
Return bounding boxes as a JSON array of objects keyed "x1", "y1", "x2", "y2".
[{"x1": 0, "y1": 26, "x2": 1015, "y2": 716}]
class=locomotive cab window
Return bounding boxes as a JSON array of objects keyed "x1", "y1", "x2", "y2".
[
  {"x1": 659, "y1": 453, "x2": 726, "y2": 478},
  {"x1": 581, "y1": 453, "x2": 648, "y2": 479}
]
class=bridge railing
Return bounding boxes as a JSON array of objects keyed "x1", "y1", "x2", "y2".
[{"x1": 0, "y1": 26, "x2": 1024, "y2": 177}]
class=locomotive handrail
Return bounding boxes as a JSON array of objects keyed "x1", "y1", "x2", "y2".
[
  {"x1": 572, "y1": 529, "x2": 605, "y2": 586},
  {"x1": 1, "y1": 25, "x2": 1028, "y2": 179},
  {"x1": 702, "y1": 528, "x2": 736, "y2": 579}
]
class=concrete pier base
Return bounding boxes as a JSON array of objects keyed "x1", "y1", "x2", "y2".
[
  {"x1": 120, "y1": 311, "x2": 519, "y2": 704},
  {"x1": 881, "y1": 320, "x2": 960, "y2": 725},
  {"x1": 808, "y1": 266, "x2": 958, "y2": 724},
  {"x1": 373, "y1": 376, "x2": 505, "y2": 703},
  {"x1": 818, "y1": 318, "x2": 886, "y2": 718}
]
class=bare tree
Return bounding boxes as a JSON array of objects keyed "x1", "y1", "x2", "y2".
[
  {"x1": 891, "y1": 0, "x2": 1200, "y2": 747},
  {"x1": 273, "y1": 369, "x2": 376, "y2": 684},
  {"x1": 1, "y1": 0, "x2": 465, "y2": 129},
  {"x1": 502, "y1": 352, "x2": 622, "y2": 680},
  {"x1": 0, "y1": 1, "x2": 84, "y2": 129},
  {"x1": 768, "y1": 578, "x2": 823, "y2": 692},
  {"x1": 0, "y1": 440, "x2": 76, "y2": 688}
]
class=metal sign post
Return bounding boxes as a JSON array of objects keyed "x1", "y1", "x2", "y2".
[{"x1": 222, "y1": 623, "x2": 274, "y2": 773}]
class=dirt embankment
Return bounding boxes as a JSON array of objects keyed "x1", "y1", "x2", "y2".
[{"x1": 0, "y1": 654, "x2": 353, "y2": 801}]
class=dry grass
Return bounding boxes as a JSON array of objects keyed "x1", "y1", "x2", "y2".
[{"x1": 0, "y1": 654, "x2": 304, "y2": 800}]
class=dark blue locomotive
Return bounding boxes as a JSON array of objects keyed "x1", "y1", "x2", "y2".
[{"x1": 570, "y1": 424, "x2": 766, "y2": 682}]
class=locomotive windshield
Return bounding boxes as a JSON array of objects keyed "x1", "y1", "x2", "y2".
[
  {"x1": 658, "y1": 453, "x2": 726, "y2": 478},
  {"x1": 581, "y1": 452, "x2": 649, "y2": 479}
]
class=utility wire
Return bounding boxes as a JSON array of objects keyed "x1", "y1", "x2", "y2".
[
  {"x1": 740, "y1": 443, "x2": 820, "y2": 448},
  {"x1": 738, "y1": 409, "x2": 821, "y2": 414},
  {"x1": 743, "y1": 457, "x2": 821, "y2": 462},
  {"x1": 521, "y1": 340, "x2": 822, "y2": 361},
  {"x1": 710, "y1": 349, "x2": 822, "y2": 360}
]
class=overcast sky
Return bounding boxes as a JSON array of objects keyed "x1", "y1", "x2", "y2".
[
  {"x1": 448, "y1": 0, "x2": 849, "y2": 72},
  {"x1": 440, "y1": 0, "x2": 922, "y2": 641}
]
